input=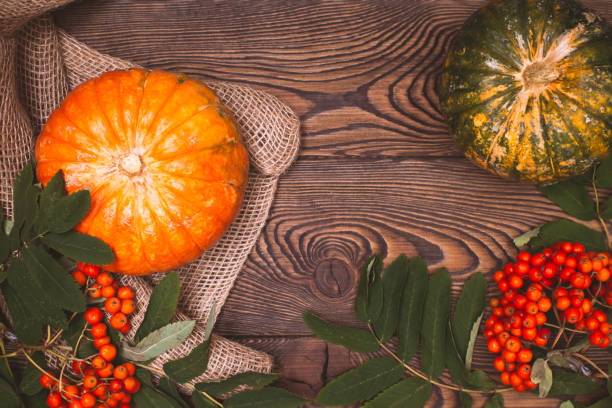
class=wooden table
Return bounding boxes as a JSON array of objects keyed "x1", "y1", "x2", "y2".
[{"x1": 55, "y1": 1, "x2": 612, "y2": 406}]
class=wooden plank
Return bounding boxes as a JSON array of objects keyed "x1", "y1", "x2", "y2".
[
  {"x1": 54, "y1": 0, "x2": 612, "y2": 159},
  {"x1": 216, "y1": 157, "x2": 584, "y2": 336}
]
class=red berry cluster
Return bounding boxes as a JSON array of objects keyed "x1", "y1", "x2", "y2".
[
  {"x1": 42, "y1": 264, "x2": 140, "y2": 407},
  {"x1": 484, "y1": 242, "x2": 612, "y2": 392}
]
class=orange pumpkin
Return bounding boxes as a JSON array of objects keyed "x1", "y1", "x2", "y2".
[{"x1": 35, "y1": 69, "x2": 249, "y2": 275}]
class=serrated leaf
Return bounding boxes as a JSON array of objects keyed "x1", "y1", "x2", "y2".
[
  {"x1": 36, "y1": 170, "x2": 66, "y2": 234},
  {"x1": 41, "y1": 231, "x2": 114, "y2": 265},
  {"x1": 464, "y1": 313, "x2": 483, "y2": 371},
  {"x1": 204, "y1": 302, "x2": 217, "y2": 341},
  {"x1": 22, "y1": 390, "x2": 49, "y2": 408},
  {"x1": 135, "y1": 272, "x2": 180, "y2": 342},
  {"x1": 355, "y1": 255, "x2": 382, "y2": 322},
  {"x1": 121, "y1": 320, "x2": 195, "y2": 361},
  {"x1": 466, "y1": 370, "x2": 496, "y2": 391},
  {"x1": 548, "y1": 369, "x2": 599, "y2": 396},
  {"x1": 20, "y1": 185, "x2": 39, "y2": 242},
  {"x1": 539, "y1": 181, "x2": 596, "y2": 220},
  {"x1": 559, "y1": 401, "x2": 575, "y2": 408},
  {"x1": 601, "y1": 197, "x2": 612, "y2": 220},
  {"x1": 302, "y1": 312, "x2": 378, "y2": 353},
  {"x1": 21, "y1": 246, "x2": 85, "y2": 312},
  {"x1": 588, "y1": 397, "x2": 612, "y2": 408},
  {"x1": 2, "y1": 284, "x2": 43, "y2": 344},
  {"x1": 42, "y1": 190, "x2": 91, "y2": 233},
  {"x1": 514, "y1": 227, "x2": 541, "y2": 248},
  {"x1": 531, "y1": 358, "x2": 553, "y2": 397},
  {"x1": 133, "y1": 385, "x2": 184, "y2": 408},
  {"x1": 362, "y1": 377, "x2": 431, "y2": 408},
  {"x1": 529, "y1": 219, "x2": 606, "y2": 252},
  {"x1": 397, "y1": 257, "x2": 428, "y2": 362},
  {"x1": 484, "y1": 393, "x2": 503, "y2": 408},
  {"x1": 374, "y1": 254, "x2": 410, "y2": 343},
  {"x1": 421, "y1": 267, "x2": 451, "y2": 379},
  {"x1": 196, "y1": 372, "x2": 280, "y2": 396},
  {"x1": 164, "y1": 339, "x2": 210, "y2": 383},
  {"x1": 453, "y1": 272, "x2": 486, "y2": 365},
  {"x1": 596, "y1": 155, "x2": 612, "y2": 188},
  {"x1": 225, "y1": 387, "x2": 308, "y2": 408},
  {"x1": 12, "y1": 163, "x2": 34, "y2": 236},
  {"x1": 368, "y1": 276, "x2": 384, "y2": 322},
  {"x1": 445, "y1": 334, "x2": 469, "y2": 387},
  {"x1": 459, "y1": 391, "x2": 472, "y2": 408},
  {"x1": 192, "y1": 391, "x2": 219, "y2": 407},
  {"x1": 20, "y1": 351, "x2": 46, "y2": 396},
  {"x1": 316, "y1": 357, "x2": 403, "y2": 406},
  {"x1": 136, "y1": 368, "x2": 153, "y2": 387},
  {"x1": 0, "y1": 377, "x2": 20, "y2": 408},
  {"x1": 158, "y1": 377, "x2": 189, "y2": 408}
]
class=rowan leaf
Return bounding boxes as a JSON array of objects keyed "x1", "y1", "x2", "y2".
[
  {"x1": 452, "y1": 272, "x2": 486, "y2": 365},
  {"x1": 134, "y1": 272, "x2": 180, "y2": 342},
  {"x1": 196, "y1": 372, "x2": 280, "y2": 396},
  {"x1": 464, "y1": 313, "x2": 483, "y2": 371},
  {"x1": 596, "y1": 155, "x2": 612, "y2": 188},
  {"x1": 531, "y1": 358, "x2": 553, "y2": 398},
  {"x1": 361, "y1": 377, "x2": 432, "y2": 408},
  {"x1": 528, "y1": 219, "x2": 606, "y2": 252},
  {"x1": 302, "y1": 312, "x2": 378, "y2": 353},
  {"x1": 397, "y1": 257, "x2": 428, "y2": 362},
  {"x1": 466, "y1": 370, "x2": 495, "y2": 391},
  {"x1": 484, "y1": 393, "x2": 503, "y2": 408},
  {"x1": 548, "y1": 369, "x2": 599, "y2": 396},
  {"x1": 587, "y1": 397, "x2": 612, "y2": 408},
  {"x1": 132, "y1": 385, "x2": 184, "y2": 408},
  {"x1": 420, "y1": 268, "x2": 451, "y2": 379},
  {"x1": 19, "y1": 351, "x2": 47, "y2": 396},
  {"x1": 539, "y1": 181, "x2": 596, "y2": 220},
  {"x1": 459, "y1": 391, "x2": 472, "y2": 408},
  {"x1": 315, "y1": 358, "x2": 404, "y2": 406},
  {"x1": 43, "y1": 190, "x2": 91, "y2": 233},
  {"x1": 121, "y1": 320, "x2": 195, "y2": 362},
  {"x1": 373, "y1": 254, "x2": 410, "y2": 343},
  {"x1": 0, "y1": 377, "x2": 19, "y2": 408},
  {"x1": 355, "y1": 255, "x2": 382, "y2": 322},
  {"x1": 224, "y1": 387, "x2": 308, "y2": 408},
  {"x1": 164, "y1": 339, "x2": 210, "y2": 383},
  {"x1": 513, "y1": 226, "x2": 540, "y2": 248},
  {"x1": 41, "y1": 231, "x2": 114, "y2": 265},
  {"x1": 2, "y1": 283, "x2": 43, "y2": 345},
  {"x1": 158, "y1": 377, "x2": 189, "y2": 408},
  {"x1": 192, "y1": 392, "x2": 219, "y2": 407}
]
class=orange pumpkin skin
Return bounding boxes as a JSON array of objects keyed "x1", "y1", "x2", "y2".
[{"x1": 35, "y1": 69, "x2": 249, "y2": 275}]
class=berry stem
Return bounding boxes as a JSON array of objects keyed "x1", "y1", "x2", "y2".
[
  {"x1": 543, "y1": 322, "x2": 586, "y2": 334},
  {"x1": 592, "y1": 169, "x2": 611, "y2": 249},
  {"x1": 21, "y1": 349, "x2": 60, "y2": 383},
  {"x1": 572, "y1": 352, "x2": 609, "y2": 379}
]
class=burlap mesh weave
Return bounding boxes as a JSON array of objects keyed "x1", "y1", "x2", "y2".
[{"x1": 0, "y1": 0, "x2": 300, "y2": 388}]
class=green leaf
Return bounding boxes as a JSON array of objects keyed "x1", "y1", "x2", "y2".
[
  {"x1": 121, "y1": 320, "x2": 195, "y2": 362},
  {"x1": 136, "y1": 368, "x2": 153, "y2": 387},
  {"x1": 601, "y1": 197, "x2": 612, "y2": 219},
  {"x1": 203, "y1": 302, "x2": 217, "y2": 342},
  {"x1": 466, "y1": 370, "x2": 496, "y2": 391},
  {"x1": 41, "y1": 231, "x2": 114, "y2": 265},
  {"x1": 420, "y1": 267, "x2": 451, "y2": 379},
  {"x1": 158, "y1": 377, "x2": 189, "y2": 408},
  {"x1": 464, "y1": 313, "x2": 483, "y2": 371},
  {"x1": 135, "y1": 271, "x2": 181, "y2": 342},
  {"x1": 373, "y1": 254, "x2": 410, "y2": 343},
  {"x1": 0, "y1": 208, "x2": 9, "y2": 264},
  {"x1": 484, "y1": 393, "x2": 503, "y2": 408},
  {"x1": 133, "y1": 385, "x2": 184, "y2": 408},
  {"x1": 61, "y1": 313, "x2": 87, "y2": 348},
  {"x1": 459, "y1": 391, "x2": 472, "y2": 408},
  {"x1": 445, "y1": 334, "x2": 469, "y2": 387},
  {"x1": 22, "y1": 390, "x2": 49, "y2": 408},
  {"x1": 0, "y1": 377, "x2": 20, "y2": 408},
  {"x1": 513, "y1": 227, "x2": 541, "y2": 248},
  {"x1": 548, "y1": 369, "x2": 599, "y2": 396},
  {"x1": 452, "y1": 272, "x2": 486, "y2": 364},
  {"x1": 38, "y1": 170, "x2": 66, "y2": 208},
  {"x1": 531, "y1": 358, "x2": 553, "y2": 397},
  {"x1": 368, "y1": 275, "x2": 384, "y2": 323},
  {"x1": 315, "y1": 357, "x2": 404, "y2": 406},
  {"x1": 19, "y1": 351, "x2": 47, "y2": 396},
  {"x1": 539, "y1": 181, "x2": 596, "y2": 220},
  {"x1": 42, "y1": 190, "x2": 91, "y2": 233},
  {"x1": 21, "y1": 246, "x2": 85, "y2": 312},
  {"x1": 192, "y1": 392, "x2": 218, "y2": 407},
  {"x1": 302, "y1": 312, "x2": 378, "y2": 353},
  {"x1": 355, "y1": 255, "x2": 382, "y2": 322},
  {"x1": 196, "y1": 372, "x2": 280, "y2": 396},
  {"x1": 608, "y1": 364, "x2": 612, "y2": 396},
  {"x1": 12, "y1": 163, "x2": 34, "y2": 236},
  {"x1": 20, "y1": 185, "x2": 40, "y2": 242},
  {"x1": 596, "y1": 155, "x2": 612, "y2": 188},
  {"x1": 2, "y1": 283, "x2": 42, "y2": 344},
  {"x1": 225, "y1": 387, "x2": 308, "y2": 408},
  {"x1": 559, "y1": 401, "x2": 575, "y2": 408},
  {"x1": 164, "y1": 339, "x2": 210, "y2": 383},
  {"x1": 588, "y1": 397, "x2": 612, "y2": 408},
  {"x1": 529, "y1": 219, "x2": 606, "y2": 252},
  {"x1": 397, "y1": 257, "x2": 428, "y2": 362},
  {"x1": 362, "y1": 377, "x2": 432, "y2": 408}
]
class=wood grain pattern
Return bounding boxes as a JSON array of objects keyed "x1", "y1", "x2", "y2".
[{"x1": 53, "y1": 0, "x2": 612, "y2": 407}]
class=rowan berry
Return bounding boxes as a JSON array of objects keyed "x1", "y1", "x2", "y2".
[
  {"x1": 484, "y1": 329, "x2": 494, "y2": 339},
  {"x1": 575, "y1": 319, "x2": 586, "y2": 330},
  {"x1": 80, "y1": 393, "x2": 96, "y2": 408},
  {"x1": 502, "y1": 349, "x2": 517, "y2": 363},
  {"x1": 68, "y1": 400, "x2": 83, "y2": 408},
  {"x1": 109, "y1": 379, "x2": 123, "y2": 392},
  {"x1": 93, "y1": 336, "x2": 111, "y2": 349},
  {"x1": 96, "y1": 272, "x2": 113, "y2": 287},
  {"x1": 120, "y1": 299, "x2": 135, "y2": 315},
  {"x1": 62, "y1": 385, "x2": 80, "y2": 400},
  {"x1": 505, "y1": 337, "x2": 521, "y2": 353},
  {"x1": 573, "y1": 243, "x2": 585, "y2": 254},
  {"x1": 90, "y1": 323, "x2": 107, "y2": 339},
  {"x1": 525, "y1": 379, "x2": 538, "y2": 390},
  {"x1": 100, "y1": 285, "x2": 116, "y2": 298},
  {"x1": 89, "y1": 284, "x2": 102, "y2": 299},
  {"x1": 47, "y1": 391, "x2": 63, "y2": 408},
  {"x1": 528, "y1": 268, "x2": 543, "y2": 282},
  {"x1": 522, "y1": 314, "x2": 536, "y2": 329},
  {"x1": 110, "y1": 313, "x2": 128, "y2": 330},
  {"x1": 564, "y1": 256, "x2": 578, "y2": 269},
  {"x1": 525, "y1": 301, "x2": 538, "y2": 315},
  {"x1": 492, "y1": 307, "x2": 504, "y2": 317},
  {"x1": 553, "y1": 287, "x2": 568, "y2": 299},
  {"x1": 503, "y1": 289, "x2": 517, "y2": 301},
  {"x1": 534, "y1": 336, "x2": 547, "y2": 347},
  {"x1": 600, "y1": 322, "x2": 612, "y2": 335},
  {"x1": 585, "y1": 316, "x2": 600, "y2": 331},
  {"x1": 592, "y1": 310, "x2": 607, "y2": 323},
  {"x1": 581, "y1": 298, "x2": 592, "y2": 314},
  {"x1": 82, "y1": 264, "x2": 100, "y2": 278},
  {"x1": 602, "y1": 337, "x2": 611, "y2": 348},
  {"x1": 509, "y1": 275, "x2": 524, "y2": 289},
  {"x1": 517, "y1": 348, "x2": 533, "y2": 363},
  {"x1": 530, "y1": 253, "x2": 545, "y2": 267},
  {"x1": 84, "y1": 307, "x2": 102, "y2": 325},
  {"x1": 494, "y1": 356, "x2": 505, "y2": 371},
  {"x1": 96, "y1": 363, "x2": 114, "y2": 379},
  {"x1": 117, "y1": 286, "x2": 134, "y2": 300},
  {"x1": 590, "y1": 330, "x2": 606, "y2": 347},
  {"x1": 40, "y1": 372, "x2": 56, "y2": 389},
  {"x1": 119, "y1": 322, "x2": 131, "y2": 334},
  {"x1": 542, "y1": 262, "x2": 557, "y2": 279},
  {"x1": 72, "y1": 270, "x2": 87, "y2": 286},
  {"x1": 487, "y1": 338, "x2": 501, "y2": 353},
  {"x1": 564, "y1": 307, "x2": 582, "y2": 324},
  {"x1": 104, "y1": 297, "x2": 121, "y2": 314},
  {"x1": 552, "y1": 251, "x2": 566, "y2": 265},
  {"x1": 542, "y1": 248, "x2": 553, "y2": 258},
  {"x1": 510, "y1": 314, "x2": 522, "y2": 329},
  {"x1": 83, "y1": 375, "x2": 98, "y2": 389},
  {"x1": 570, "y1": 295, "x2": 584, "y2": 308},
  {"x1": 490, "y1": 298, "x2": 500, "y2": 308},
  {"x1": 497, "y1": 331, "x2": 510, "y2": 346},
  {"x1": 556, "y1": 296, "x2": 571, "y2": 311},
  {"x1": 498, "y1": 279, "x2": 509, "y2": 292},
  {"x1": 537, "y1": 297, "x2": 552, "y2": 313},
  {"x1": 113, "y1": 365, "x2": 128, "y2": 381},
  {"x1": 111, "y1": 391, "x2": 126, "y2": 401},
  {"x1": 99, "y1": 344, "x2": 117, "y2": 362},
  {"x1": 525, "y1": 286, "x2": 542, "y2": 302},
  {"x1": 93, "y1": 384, "x2": 107, "y2": 398},
  {"x1": 510, "y1": 372, "x2": 522, "y2": 387},
  {"x1": 105, "y1": 398, "x2": 119, "y2": 408},
  {"x1": 517, "y1": 363, "x2": 532, "y2": 380},
  {"x1": 500, "y1": 371, "x2": 511, "y2": 385},
  {"x1": 578, "y1": 258, "x2": 592, "y2": 274},
  {"x1": 515, "y1": 261, "x2": 530, "y2": 276},
  {"x1": 535, "y1": 312, "x2": 546, "y2": 326},
  {"x1": 560, "y1": 267, "x2": 574, "y2": 282},
  {"x1": 597, "y1": 268, "x2": 611, "y2": 282},
  {"x1": 560, "y1": 242, "x2": 573, "y2": 253},
  {"x1": 522, "y1": 327, "x2": 537, "y2": 341}
]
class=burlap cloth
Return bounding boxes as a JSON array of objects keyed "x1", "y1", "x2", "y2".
[{"x1": 0, "y1": 0, "x2": 300, "y2": 391}]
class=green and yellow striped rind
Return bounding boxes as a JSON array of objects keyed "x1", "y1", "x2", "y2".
[{"x1": 439, "y1": 0, "x2": 612, "y2": 184}]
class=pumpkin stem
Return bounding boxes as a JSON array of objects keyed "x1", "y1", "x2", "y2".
[
  {"x1": 521, "y1": 60, "x2": 559, "y2": 93},
  {"x1": 119, "y1": 153, "x2": 143, "y2": 175}
]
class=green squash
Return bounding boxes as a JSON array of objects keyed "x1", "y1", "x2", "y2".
[{"x1": 439, "y1": 0, "x2": 612, "y2": 184}]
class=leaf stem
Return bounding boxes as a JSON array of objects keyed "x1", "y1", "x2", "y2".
[
  {"x1": 572, "y1": 352, "x2": 609, "y2": 379},
  {"x1": 592, "y1": 169, "x2": 611, "y2": 249},
  {"x1": 134, "y1": 363, "x2": 224, "y2": 407},
  {"x1": 366, "y1": 323, "x2": 512, "y2": 394}
]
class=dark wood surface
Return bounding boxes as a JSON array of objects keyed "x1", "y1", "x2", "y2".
[{"x1": 54, "y1": 1, "x2": 612, "y2": 406}]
